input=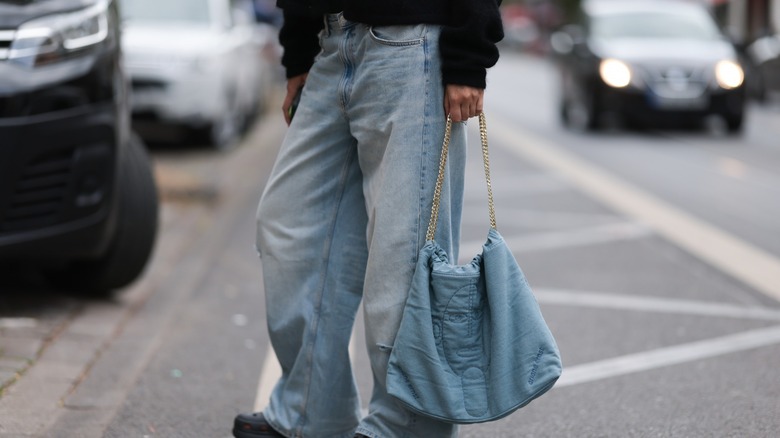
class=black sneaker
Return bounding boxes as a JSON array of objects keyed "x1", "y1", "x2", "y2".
[{"x1": 233, "y1": 412, "x2": 284, "y2": 437}]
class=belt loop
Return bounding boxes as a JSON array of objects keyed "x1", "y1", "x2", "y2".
[
  {"x1": 337, "y1": 12, "x2": 347, "y2": 28},
  {"x1": 322, "y1": 14, "x2": 331, "y2": 37}
]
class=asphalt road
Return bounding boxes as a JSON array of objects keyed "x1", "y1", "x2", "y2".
[{"x1": 1, "y1": 52, "x2": 779, "y2": 437}]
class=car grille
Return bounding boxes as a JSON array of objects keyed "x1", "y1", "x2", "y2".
[
  {"x1": 641, "y1": 65, "x2": 709, "y2": 98},
  {"x1": 131, "y1": 78, "x2": 167, "y2": 91},
  {"x1": 0, "y1": 30, "x2": 13, "y2": 61},
  {"x1": 0, "y1": 147, "x2": 75, "y2": 233}
]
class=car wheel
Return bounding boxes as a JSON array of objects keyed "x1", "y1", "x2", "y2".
[
  {"x1": 725, "y1": 113, "x2": 744, "y2": 134},
  {"x1": 46, "y1": 134, "x2": 159, "y2": 295},
  {"x1": 206, "y1": 88, "x2": 245, "y2": 151},
  {"x1": 562, "y1": 95, "x2": 599, "y2": 131},
  {"x1": 210, "y1": 110, "x2": 243, "y2": 151}
]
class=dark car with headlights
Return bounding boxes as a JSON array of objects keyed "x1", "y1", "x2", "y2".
[
  {"x1": 0, "y1": 0, "x2": 158, "y2": 294},
  {"x1": 552, "y1": 0, "x2": 746, "y2": 132}
]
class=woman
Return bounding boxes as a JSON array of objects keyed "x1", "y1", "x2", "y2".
[{"x1": 234, "y1": 1, "x2": 503, "y2": 437}]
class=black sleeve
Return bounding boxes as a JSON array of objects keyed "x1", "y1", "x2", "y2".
[
  {"x1": 277, "y1": 8, "x2": 325, "y2": 78},
  {"x1": 439, "y1": 0, "x2": 504, "y2": 89}
]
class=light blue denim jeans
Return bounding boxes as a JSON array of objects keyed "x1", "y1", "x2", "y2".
[{"x1": 255, "y1": 13, "x2": 466, "y2": 438}]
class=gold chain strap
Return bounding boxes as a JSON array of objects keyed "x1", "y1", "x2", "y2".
[{"x1": 426, "y1": 112, "x2": 497, "y2": 242}]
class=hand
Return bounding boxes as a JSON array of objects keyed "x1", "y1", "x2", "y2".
[
  {"x1": 283, "y1": 74, "x2": 308, "y2": 125},
  {"x1": 444, "y1": 85, "x2": 484, "y2": 122}
]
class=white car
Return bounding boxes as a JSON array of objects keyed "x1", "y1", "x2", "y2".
[{"x1": 120, "y1": 0, "x2": 270, "y2": 149}]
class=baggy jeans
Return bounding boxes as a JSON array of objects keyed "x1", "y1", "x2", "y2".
[{"x1": 256, "y1": 14, "x2": 465, "y2": 438}]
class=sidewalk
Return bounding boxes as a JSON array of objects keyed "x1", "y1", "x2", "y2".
[{"x1": 0, "y1": 110, "x2": 283, "y2": 436}]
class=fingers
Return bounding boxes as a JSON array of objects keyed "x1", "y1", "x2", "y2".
[
  {"x1": 283, "y1": 74, "x2": 308, "y2": 125},
  {"x1": 444, "y1": 85, "x2": 484, "y2": 122},
  {"x1": 282, "y1": 94, "x2": 294, "y2": 125}
]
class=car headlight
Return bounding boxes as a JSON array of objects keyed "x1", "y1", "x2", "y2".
[
  {"x1": 8, "y1": 0, "x2": 109, "y2": 68},
  {"x1": 715, "y1": 60, "x2": 744, "y2": 89},
  {"x1": 599, "y1": 58, "x2": 632, "y2": 88}
]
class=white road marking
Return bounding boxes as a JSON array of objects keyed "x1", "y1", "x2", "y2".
[
  {"x1": 459, "y1": 221, "x2": 651, "y2": 262},
  {"x1": 556, "y1": 325, "x2": 780, "y2": 387},
  {"x1": 460, "y1": 208, "x2": 622, "y2": 228},
  {"x1": 253, "y1": 345, "x2": 280, "y2": 412},
  {"x1": 535, "y1": 288, "x2": 780, "y2": 321},
  {"x1": 487, "y1": 117, "x2": 780, "y2": 302},
  {"x1": 465, "y1": 173, "x2": 569, "y2": 194}
]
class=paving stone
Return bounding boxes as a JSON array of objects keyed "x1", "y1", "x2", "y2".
[
  {"x1": 0, "y1": 356, "x2": 29, "y2": 372},
  {"x1": 0, "y1": 336, "x2": 43, "y2": 361},
  {"x1": 0, "y1": 370, "x2": 19, "y2": 389}
]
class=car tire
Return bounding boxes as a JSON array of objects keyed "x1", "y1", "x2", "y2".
[
  {"x1": 562, "y1": 95, "x2": 599, "y2": 131},
  {"x1": 209, "y1": 109, "x2": 243, "y2": 151},
  {"x1": 725, "y1": 113, "x2": 744, "y2": 134},
  {"x1": 560, "y1": 87, "x2": 601, "y2": 132},
  {"x1": 203, "y1": 87, "x2": 245, "y2": 151},
  {"x1": 46, "y1": 134, "x2": 159, "y2": 295}
]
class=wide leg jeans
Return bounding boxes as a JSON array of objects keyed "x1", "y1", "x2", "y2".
[{"x1": 256, "y1": 14, "x2": 466, "y2": 438}]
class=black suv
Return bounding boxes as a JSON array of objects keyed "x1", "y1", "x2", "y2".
[{"x1": 0, "y1": 0, "x2": 158, "y2": 294}]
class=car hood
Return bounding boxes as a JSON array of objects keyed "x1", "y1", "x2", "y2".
[
  {"x1": 0, "y1": 0, "x2": 99, "y2": 28},
  {"x1": 122, "y1": 23, "x2": 225, "y2": 58},
  {"x1": 590, "y1": 37, "x2": 737, "y2": 64}
]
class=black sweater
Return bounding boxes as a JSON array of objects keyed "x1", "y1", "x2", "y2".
[{"x1": 276, "y1": 0, "x2": 504, "y2": 89}]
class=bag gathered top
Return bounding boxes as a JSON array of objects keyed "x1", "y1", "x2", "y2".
[{"x1": 387, "y1": 113, "x2": 562, "y2": 424}]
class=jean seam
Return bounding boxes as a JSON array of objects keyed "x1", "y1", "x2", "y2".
[
  {"x1": 416, "y1": 30, "x2": 433, "y2": 263},
  {"x1": 264, "y1": 415, "x2": 293, "y2": 438},
  {"x1": 295, "y1": 143, "x2": 359, "y2": 436}
]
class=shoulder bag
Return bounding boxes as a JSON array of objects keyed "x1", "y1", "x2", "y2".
[{"x1": 386, "y1": 113, "x2": 563, "y2": 424}]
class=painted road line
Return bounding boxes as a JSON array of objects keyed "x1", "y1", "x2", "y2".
[
  {"x1": 535, "y1": 288, "x2": 780, "y2": 321},
  {"x1": 487, "y1": 117, "x2": 780, "y2": 302},
  {"x1": 460, "y1": 208, "x2": 623, "y2": 228},
  {"x1": 459, "y1": 221, "x2": 651, "y2": 262},
  {"x1": 556, "y1": 324, "x2": 780, "y2": 387},
  {"x1": 253, "y1": 345, "x2": 281, "y2": 412},
  {"x1": 465, "y1": 173, "x2": 569, "y2": 194}
]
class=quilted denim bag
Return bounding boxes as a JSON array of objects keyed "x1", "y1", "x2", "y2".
[{"x1": 387, "y1": 114, "x2": 562, "y2": 423}]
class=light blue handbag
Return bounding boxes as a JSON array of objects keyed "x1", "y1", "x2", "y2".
[{"x1": 387, "y1": 114, "x2": 562, "y2": 424}]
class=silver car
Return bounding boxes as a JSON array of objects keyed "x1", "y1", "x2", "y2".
[{"x1": 120, "y1": 0, "x2": 272, "y2": 149}]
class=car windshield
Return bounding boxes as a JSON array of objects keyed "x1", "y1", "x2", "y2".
[
  {"x1": 121, "y1": 0, "x2": 211, "y2": 24},
  {"x1": 591, "y1": 10, "x2": 721, "y2": 40}
]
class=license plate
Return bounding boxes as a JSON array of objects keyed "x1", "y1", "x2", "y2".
[
  {"x1": 647, "y1": 93, "x2": 708, "y2": 110},
  {"x1": 131, "y1": 91, "x2": 164, "y2": 108}
]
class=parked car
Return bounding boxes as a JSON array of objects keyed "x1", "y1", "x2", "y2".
[
  {"x1": 0, "y1": 0, "x2": 158, "y2": 294},
  {"x1": 552, "y1": 0, "x2": 747, "y2": 132},
  {"x1": 120, "y1": 0, "x2": 271, "y2": 149},
  {"x1": 745, "y1": 33, "x2": 780, "y2": 102}
]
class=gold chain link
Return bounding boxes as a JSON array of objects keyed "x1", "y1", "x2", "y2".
[
  {"x1": 426, "y1": 115, "x2": 452, "y2": 241},
  {"x1": 426, "y1": 113, "x2": 497, "y2": 242},
  {"x1": 479, "y1": 112, "x2": 497, "y2": 230}
]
